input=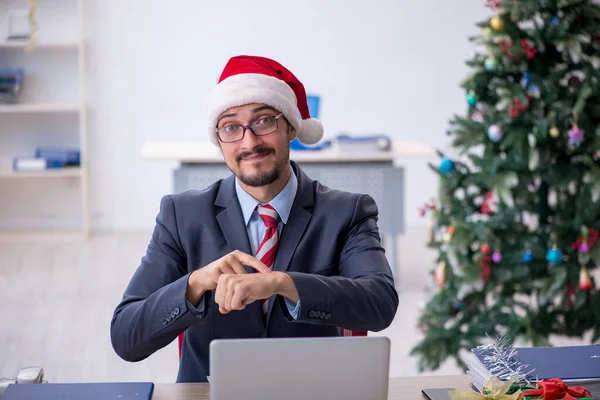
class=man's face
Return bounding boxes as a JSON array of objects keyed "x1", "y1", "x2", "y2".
[{"x1": 217, "y1": 103, "x2": 296, "y2": 187}]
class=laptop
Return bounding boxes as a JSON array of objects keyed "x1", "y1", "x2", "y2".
[{"x1": 209, "y1": 336, "x2": 390, "y2": 400}]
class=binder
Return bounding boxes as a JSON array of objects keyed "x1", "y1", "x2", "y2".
[{"x1": 3, "y1": 382, "x2": 154, "y2": 400}]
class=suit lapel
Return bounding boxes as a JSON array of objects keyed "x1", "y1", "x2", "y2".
[
  {"x1": 214, "y1": 175, "x2": 264, "y2": 324},
  {"x1": 267, "y1": 161, "x2": 314, "y2": 321}
]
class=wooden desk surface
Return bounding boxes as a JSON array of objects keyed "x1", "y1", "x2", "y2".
[{"x1": 151, "y1": 374, "x2": 471, "y2": 400}]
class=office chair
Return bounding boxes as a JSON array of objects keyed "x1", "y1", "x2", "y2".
[{"x1": 177, "y1": 329, "x2": 367, "y2": 359}]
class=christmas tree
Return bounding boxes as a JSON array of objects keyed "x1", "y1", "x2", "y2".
[{"x1": 411, "y1": 0, "x2": 600, "y2": 372}]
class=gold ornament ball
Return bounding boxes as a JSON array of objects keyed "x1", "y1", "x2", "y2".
[
  {"x1": 550, "y1": 126, "x2": 560, "y2": 138},
  {"x1": 490, "y1": 16, "x2": 504, "y2": 31},
  {"x1": 443, "y1": 232, "x2": 451, "y2": 243}
]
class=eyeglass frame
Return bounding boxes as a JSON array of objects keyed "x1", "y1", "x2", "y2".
[{"x1": 215, "y1": 113, "x2": 285, "y2": 143}]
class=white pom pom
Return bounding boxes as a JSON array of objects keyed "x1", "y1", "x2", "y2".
[{"x1": 297, "y1": 118, "x2": 324, "y2": 145}]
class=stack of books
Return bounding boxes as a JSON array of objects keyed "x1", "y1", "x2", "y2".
[
  {"x1": 465, "y1": 344, "x2": 600, "y2": 398},
  {"x1": 13, "y1": 147, "x2": 81, "y2": 172},
  {"x1": 0, "y1": 68, "x2": 24, "y2": 103}
]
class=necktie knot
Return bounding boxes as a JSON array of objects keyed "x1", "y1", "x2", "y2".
[{"x1": 257, "y1": 204, "x2": 279, "y2": 229}]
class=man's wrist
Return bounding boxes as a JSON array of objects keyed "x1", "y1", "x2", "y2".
[
  {"x1": 187, "y1": 270, "x2": 208, "y2": 304},
  {"x1": 272, "y1": 272, "x2": 299, "y2": 303}
]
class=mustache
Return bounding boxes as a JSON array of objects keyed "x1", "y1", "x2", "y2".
[{"x1": 236, "y1": 147, "x2": 274, "y2": 162}]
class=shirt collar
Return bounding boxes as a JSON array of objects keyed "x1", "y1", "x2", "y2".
[{"x1": 235, "y1": 167, "x2": 298, "y2": 226}]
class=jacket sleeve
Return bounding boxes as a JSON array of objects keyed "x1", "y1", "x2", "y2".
[
  {"x1": 280, "y1": 194, "x2": 399, "y2": 332},
  {"x1": 110, "y1": 195, "x2": 210, "y2": 362}
]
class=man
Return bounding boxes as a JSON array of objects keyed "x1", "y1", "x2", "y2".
[{"x1": 110, "y1": 55, "x2": 399, "y2": 383}]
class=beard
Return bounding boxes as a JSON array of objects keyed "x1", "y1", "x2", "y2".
[{"x1": 233, "y1": 145, "x2": 288, "y2": 187}]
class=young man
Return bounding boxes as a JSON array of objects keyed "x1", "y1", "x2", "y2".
[{"x1": 110, "y1": 55, "x2": 399, "y2": 383}]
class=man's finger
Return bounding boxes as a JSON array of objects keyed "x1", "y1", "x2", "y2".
[
  {"x1": 218, "y1": 264, "x2": 237, "y2": 276},
  {"x1": 228, "y1": 259, "x2": 247, "y2": 275},
  {"x1": 224, "y1": 279, "x2": 236, "y2": 312},
  {"x1": 230, "y1": 288, "x2": 246, "y2": 311},
  {"x1": 214, "y1": 276, "x2": 227, "y2": 308},
  {"x1": 235, "y1": 252, "x2": 271, "y2": 274},
  {"x1": 219, "y1": 306, "x2": 230, "y2": 314}
]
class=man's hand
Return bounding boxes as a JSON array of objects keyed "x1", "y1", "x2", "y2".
[
  {"x1": 186, "y1": 250, "x2": 271, "y2": 305},
  {"x1": 215, "y1": 271, "x2": 299, "y2": 314}
]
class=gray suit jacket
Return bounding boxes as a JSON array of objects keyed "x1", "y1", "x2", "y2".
[{"x1": 110, "y1": 161, "x2": 399, "y2": 382}]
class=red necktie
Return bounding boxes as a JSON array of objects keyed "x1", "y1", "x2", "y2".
[{"x1": 256, "y1": 204, "x2": 279, "y2": 316}]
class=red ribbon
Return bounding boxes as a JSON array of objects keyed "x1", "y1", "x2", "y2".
[{"x1": 519, "y1": 378, "x2": 591, "y2": 400}]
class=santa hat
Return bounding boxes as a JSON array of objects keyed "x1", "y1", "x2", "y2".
[{"x1": 206, "y1": 55, "x2": 324, "y2": 146}]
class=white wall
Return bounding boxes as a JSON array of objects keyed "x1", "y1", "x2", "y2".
[{"x1": 85, "y1": 0, "x2": 490, "y2": 231}]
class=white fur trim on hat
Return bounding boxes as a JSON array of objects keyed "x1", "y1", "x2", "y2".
[{"x1": 206, "y1": 73, "x2": 323, "y2": 145}]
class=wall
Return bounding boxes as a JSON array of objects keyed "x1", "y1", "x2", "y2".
[{"x1": 8, "y1": 0, "x2": 493, "y2": 232}]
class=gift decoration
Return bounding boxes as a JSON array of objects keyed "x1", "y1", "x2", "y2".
[
  {"x1": 485, "y1": 0, "x2": 501, "y2": 9},
  {"x1": 492, "y1": 250, "x2": 503, "y2": 263},
  {"x1": 523, "y1": 251, "x2": 533, "y2": 263},
  {"x1": 419, "y1": 198, "x2": 438, "y2": 243},
  {"x1": 579, "y1": 266, "x2": 593, "y2": 290},
  {"x1": 527, "y1": 85, "x2": 541, "y2": 98},
  {"x1": 568, "y1": 124, "x2": 584, "y2": 147},
  {"x1": 490, "y1": 15, "x2": 504, "y2": 31},
  {"x1": 521, "y1": 39, "x2": 538, "y2": 60},
  {"x1": 434, "y1": 261, "x2": 447, "y2": 288},
  {"x1": 499, "y1": 39, "x2": 519, "y2": 62},
  {"x1": 546, "y1": 247, "x2": 563, "y2": 264},
  {"x1": 520, "y1": 72, "x2": 532, "y2": 88},
  {"x1": 509, "y1": 97, "x2": 531, "y2": 118},
  {"x1": 468, "y1": 92, "x2": 478, "y2": 107},
  {"x1": 488, "y1": 124, "x2": 504, "y2": 142},
  {"x1": 485, "y1": 57, "x2": 498, "y2": 71},
  {"x1": 480, "y1": 254, "x2": 492, "y2": 284},
  {"x1": 572, "y1": 227, "x2": 599, "y2": 253},
  {"x1": 481, "y1": 191, "x2": 498, "y2": 215},
  {"x1": 440, "y1": 158, "x2": 456, "y2": 174},
  {"x1": 482, "y1": 243, "x2": 492, "y2": 255},
  {"x1": 519, "y1": 378, "x2": 592, "y2": 400},
  {"x1": 449, "y1": 376, "x2": 519, "y2": 400}
]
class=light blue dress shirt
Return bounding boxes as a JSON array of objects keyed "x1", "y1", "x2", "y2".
[{"x1": 235, "y1": 168, "x2": 301, "y2": 319}]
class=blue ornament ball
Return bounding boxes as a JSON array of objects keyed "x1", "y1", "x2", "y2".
[
  {"x1": 467, "y1": 93, "x2": 477, "y2": 107},
  {"x1": 551, "y1": 16, "x2": 560, "y2": 26},
  {"x1": 439, "y1": 158, "x2": 455, "y2": 175},
  {"x1": 487, "y1": 124, "x2": 504, "y2": 142},
  {"x1": 523, "y1": 252, "x2": 533, "y2": 263},
  {"x1": 520, "y1": 72, "x2": 532, "y2": 88},
  {"x1": 484, "y1": 58, "x2": 497, "y2": 72},
  {"x1": 546, "y1": 248, "x2": 563, "y2": 264}
]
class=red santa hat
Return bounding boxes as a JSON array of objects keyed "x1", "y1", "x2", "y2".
[{"x1": 206, "y1": 55, "x2": 324, "y2": 146}]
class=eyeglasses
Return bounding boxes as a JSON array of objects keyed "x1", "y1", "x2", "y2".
[{"x1": 216, "y1": 113, "x2": 284, "y2": 143}]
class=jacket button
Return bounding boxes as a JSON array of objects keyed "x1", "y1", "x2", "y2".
[
  {"x1": 170, "y1": 311, "x2": 177, "y2": 318},
  {"x1": 165, "y1": 315, "x2": 172, "y2": 322},
  {"x1": 161, "y1": 318, "x2": 168, "y2": 325},
  {"x1": 325, "y1": 313, "x2": 331, "y2": 320},
  {"x1": 320, "y1": 313, "x2": 326, "y2": 319},
  {"x1": 173, "y1": 307, "x2": 180, "y2": 315},
  {"x1": 314, "y1": 311, "x2": 321, "y2": 318},
  {"x1": 308, "y1": 310, "x2": 316, "y2": 318}
]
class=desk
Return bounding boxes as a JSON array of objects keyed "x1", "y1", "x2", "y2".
[
  {"x1": 141, "y1": 140, "x2": 434, "y2": 273},
  {"x1": 151, "y1": 375, "x2": 471, "y2": 400}
]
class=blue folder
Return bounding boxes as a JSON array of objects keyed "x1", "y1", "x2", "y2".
[
  {"x1": 3, "y1": 382, "x2": 154, "y2": 400},
  {"x1": 474, "y1": 344, "x2": 600, "y2": 381}
]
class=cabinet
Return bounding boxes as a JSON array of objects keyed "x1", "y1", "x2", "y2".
[{"x1": 0, "y1": 0, "x2": 88, "y2": 238}]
